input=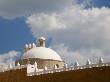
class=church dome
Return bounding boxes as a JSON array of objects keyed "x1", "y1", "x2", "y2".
[{"x1": 22, "y1": 47, "x2": 62, "y2": 61}]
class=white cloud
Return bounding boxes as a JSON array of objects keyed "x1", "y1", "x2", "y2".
[
  {"x1": 0, "y1": 0, "x2": 72, "y2": 19},
  {"x1": 26, "y1": 5, "x2": 110, "y2": 65},
  {"x1": 0, "y1": 50, "x2": 20, "y2": 65},
  {"x1": 26, "y1": 13, "x2": 66, "y2": 31},
  {"x1": 52, "y1": 43, "x2": 110, "y2": 65},
  {"x1": 52, "y1": 44, "x2": 85, "y2": 65}
]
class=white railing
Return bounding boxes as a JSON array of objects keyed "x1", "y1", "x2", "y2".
[
  {"x1": 0, "y1": 65, "x2": 27, "y2": 72},
  {"x1": 27, "y1": 62, "x2": 110, "y2": 76},
  {"x1": 0, "y1": 62, "x2": 110, "y2": 75}
]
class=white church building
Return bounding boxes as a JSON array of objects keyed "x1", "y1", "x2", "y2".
[{"x1": 15, "y1": 37, "x2": 64, "y2": 69}]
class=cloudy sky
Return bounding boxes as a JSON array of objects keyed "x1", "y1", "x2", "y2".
[{"x1": 0, "y1": 0, "x2": 110, "y2": 65}]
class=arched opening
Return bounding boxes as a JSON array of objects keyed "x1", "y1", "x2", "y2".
[{"x1": 56, "y1": 64, "x2": 59, "y2": 68}]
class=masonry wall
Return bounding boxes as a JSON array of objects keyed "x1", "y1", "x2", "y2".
[
  {"x1": 15, "y1": 58, "x2": 64, "y2": 69},
  {"x1": 0, "y1": 66, "x2": 110, "y2": 82}
]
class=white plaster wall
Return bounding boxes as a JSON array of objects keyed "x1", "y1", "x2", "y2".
[{"x1": 27, "y1": 64, "x2": 36, "y2": 73}]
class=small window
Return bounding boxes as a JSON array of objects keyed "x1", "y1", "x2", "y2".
[{"x1": 56, "y1": 64, "x2": 59, "y2": 68}]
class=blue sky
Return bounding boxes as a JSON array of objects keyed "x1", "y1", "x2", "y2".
[
  {"x1": 75, "y1": 0, "x2": 110, "y2": 8},
  {"x1": 0, "y1": 0, "x2": 110, "y2": 65},
  {"x1": 92, "y1": 0, "x2": 110, "y2": 7},
  {"x1": 0, "y1": 17, "x2": 52, "y2": 54},
  {"x1": 0, "y1": 18, "x2": 35, "y2": 53}
]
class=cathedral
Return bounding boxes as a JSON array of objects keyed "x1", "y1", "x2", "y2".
[
  {"x1": 15, "y1": 37, "x2": 64, "y2": 69},
  {"x1": 0, "y1": 37, "x2": 110, "y2": 82}
]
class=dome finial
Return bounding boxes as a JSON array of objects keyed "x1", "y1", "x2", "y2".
[
  {"x1": 39, "y1": 37, "x2": 46, "y2": 47},
  {"x1": 99, "y1": 57, "x2": 103, "y2": 64},
  {"x1": 86, "y1": 59, "x2": 91, "y2": 65},
  {"x1": 74, "y1": 60, "x2": 79, "y2": 67},
  {"x1": 34, "y1": 61, "x2": 37, "y2": 67},
  {"x1": 32, "y1": 43, "x2": 36, "y2": 48},
  {"x1": 29, "y1": 44, "x2": 32, "y2": 49},
  {"x1": 17, "y1": 62, "x2": 20, "y2": 66},
  {"x1": 44, "y1": 66, "x2": 47, "y2": 70},
  {"x1": 24, "y1": 44, "x2": 29, "y2": 52}
]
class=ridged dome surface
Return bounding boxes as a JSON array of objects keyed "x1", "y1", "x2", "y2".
[{"x1": 22, "y1": 47, "x2": 62, "y2": 61}]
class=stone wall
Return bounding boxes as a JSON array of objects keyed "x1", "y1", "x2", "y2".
[
  {"x1": 15, "y1": 58, "x2": 64, "y2": 69},
  {"x1": 0, "y1": 66, "x2": 110, "y2": 82}
]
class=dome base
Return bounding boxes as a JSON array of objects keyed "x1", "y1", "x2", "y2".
[{"x1": 15, "y1": 58, "x2": 64, "y2": 69}]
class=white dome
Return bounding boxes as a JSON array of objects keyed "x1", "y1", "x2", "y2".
[{"x1": 22, "y1": 47, "x2": 62, "y2": 61}]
